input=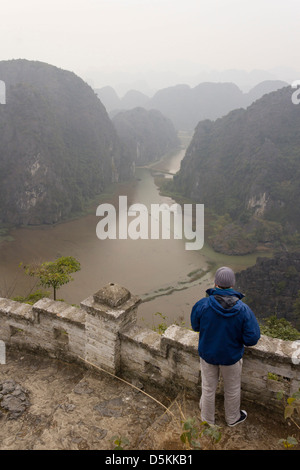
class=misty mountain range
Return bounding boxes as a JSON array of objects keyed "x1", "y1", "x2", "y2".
[
  {"x1": 0, "y1": 58, "x2": 298, "y2": 247},
  {"x1": 96, "y1": 80, "x2": 288, "y2": 131}
]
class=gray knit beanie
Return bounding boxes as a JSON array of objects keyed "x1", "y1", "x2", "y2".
[{"x1": 214, "y1": 266, "x2": 235, "y2": 288}]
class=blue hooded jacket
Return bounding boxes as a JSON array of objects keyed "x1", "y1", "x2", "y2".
[{"x1": 191, "y1": 288, "x2": 260, "y2": 365}]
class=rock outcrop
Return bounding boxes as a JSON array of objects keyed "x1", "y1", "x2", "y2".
[{"x1": 0, "y1": 59, "x2": 133, "y2": 226}]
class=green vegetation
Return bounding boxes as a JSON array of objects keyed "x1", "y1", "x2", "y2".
[
  {"x1": 293, "y1": 290, "x2": 300, "y2": 319},
  {"x1": 12, "y1": 289, "x2": 50, "y2": 305},
  {"x1": 23, "y1": 256, "x2": 81, "y2": 300},
  {"x1": 180, "y1": 417, "x2": 221, "y2": 450},
  {"x1": 236, "y1": 253, "x2": 300, "y2": 330},
  {"x1": 154, "y1": 177, "x2": 195, "y2": 206},
  {"x1": 111, "y1": 435, "x2": 130, "y2": 450},
  {"x1": 152, "y1": 311, "x2": 186, "y2": 335},
  {"x1": 277, "y1": 389, "x2": 300, "y2": 449},
  {"x1": 152, "y1": 312, "x2": 169, "y2": 335},
  {"x1": 259, "y1": 316, "x2": 300, "y2": 341}
]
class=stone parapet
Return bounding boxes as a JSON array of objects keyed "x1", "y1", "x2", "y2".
[
  {"x1": 81, "y1": 282, "x2": 141, "y2": 374},
  {"x1": 0, "y1": 283, "x2": 299, "y2": 414}
]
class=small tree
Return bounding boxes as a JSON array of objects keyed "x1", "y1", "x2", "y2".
[{"x1": 24, "y1": 256, "x2": 81, "y2": 301}]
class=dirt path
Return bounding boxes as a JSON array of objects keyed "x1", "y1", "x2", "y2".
[{"x1": 0, "y1": 349, "x2": 298, "y2": 451}]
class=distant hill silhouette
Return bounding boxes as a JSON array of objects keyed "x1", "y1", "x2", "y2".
[
  {"x1": 96, "y1": 80, "x2": 287, "y2": 131},
  {"x1": 0, "y1": 59, "x2": 133, "y2": 226},
  {"x1": 244, "y1": 80, "x2": 288, "y2": 106},
  {"x1": 146, "y1": 82, "x2": 244, "y2": 131},
  {"x1": 94, "y1": 86, "x2": 120, "y2": 113},
  {"x1": 95, "y1": 87, "x2": 148, "y2": 116},
  {"x1": 121, "y1": 90, "x2": 149, "y2": 110}
]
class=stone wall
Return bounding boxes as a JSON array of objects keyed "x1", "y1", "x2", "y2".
[{"x1": 0, "y1": 282, "x2": 300, "y2": 413}]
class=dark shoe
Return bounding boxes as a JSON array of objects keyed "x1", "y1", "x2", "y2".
[{"x1": 228, "y1": 410, "x2": 247, "y2": 427}]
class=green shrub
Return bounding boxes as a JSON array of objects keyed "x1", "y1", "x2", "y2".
[{"x1": 260, "y1": 316, "x2": 300, "y2": 341}]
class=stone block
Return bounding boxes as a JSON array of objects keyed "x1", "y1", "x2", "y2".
[
  {"x1": 81, "y1": 283, "x2": 141, "y2": 374},
  {"x1": 161, "y1": 325, "x2": 199, "y2": 356},
  {"x1": 93, "y1": 283, "x2": 131, "y2": 307},
  {"x1": 0, "y1": 298, "x2": 34, "y2": 322},
  {"x1": 81, "y1": 283, "x2": 141, "y2": 326},
  {"x1": 33, "y1": 298, "x2": 86, "y2": 326}
]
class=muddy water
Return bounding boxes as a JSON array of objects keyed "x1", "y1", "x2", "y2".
[{"x1": 0, "y1": 150, "x2": 262, "y2": 329}]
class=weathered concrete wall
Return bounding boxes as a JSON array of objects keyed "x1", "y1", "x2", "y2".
[
  {"x1": 120, "y1": 323, "x2": 200, "y2": 396},
  {"x1": 0, "y1": 297, "x2": 85, "y2": 362},
  {"x1": 0, "y1": 283, "x2": 300, "y2": 413}
]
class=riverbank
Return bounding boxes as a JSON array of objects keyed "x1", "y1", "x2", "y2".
[{"x1": 0, "y1": 138, "x2": 271, "y2": 330}]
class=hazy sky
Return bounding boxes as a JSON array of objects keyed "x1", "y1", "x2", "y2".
[{"x1": 1, "y1": 0, "x2": 300, "y2": 94}]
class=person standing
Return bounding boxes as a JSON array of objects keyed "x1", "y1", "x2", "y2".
[{"x1": 191, "y1": 266, "x2": 260, "y2": 426}]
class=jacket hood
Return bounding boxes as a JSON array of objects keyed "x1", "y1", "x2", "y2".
[{"x1": 206, "y1": 288, "x2": 245, "y2": 317}]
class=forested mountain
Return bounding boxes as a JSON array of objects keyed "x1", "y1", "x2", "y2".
[
  {"x1": 172, "y1": 86, "x2": 300, "y2": 254},
  {"x1": 96, "y1": 80, "x2": 287, "y2": 131},
  {"x1": 112, "y1": 107, "x2": 180, "y2": 165},
  {"x1": 236, "y1": 252, "x2": 300, "y2": 329},
  {"x1": 0, "y1": 60, "x2": 133, "y2": 226}
]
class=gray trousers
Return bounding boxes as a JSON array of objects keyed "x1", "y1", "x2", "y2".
[{"x1": 199, "y1": 357, "x2": 243, "y2": 425}]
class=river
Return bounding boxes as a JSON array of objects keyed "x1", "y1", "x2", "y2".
[{"x1": 0, "y1": 146, "x2": 262, "y2": 330}]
